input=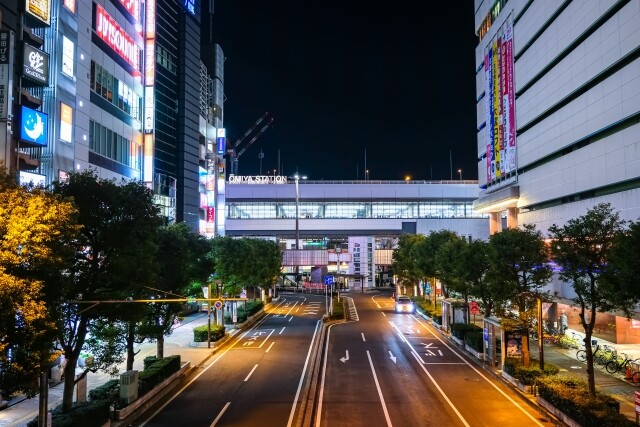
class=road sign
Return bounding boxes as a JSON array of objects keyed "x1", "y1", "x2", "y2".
[
  {"x1": 469, "y1": 301, "x2": 480, "y2": 315},
  {"x1": 213, "y1": 300, "x2": 223, "y2": 310},
  {"x1": 324, "y1": 275, "x2": 334, "y2": 285}
]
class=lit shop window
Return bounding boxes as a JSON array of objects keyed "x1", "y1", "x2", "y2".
[{"x1": 62, "y1": 36, "x2": 75, "y2": 77}]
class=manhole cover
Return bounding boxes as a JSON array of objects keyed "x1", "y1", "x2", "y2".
[{"x1": 465, "y1": 377, "x2": 481, "y2": 382}]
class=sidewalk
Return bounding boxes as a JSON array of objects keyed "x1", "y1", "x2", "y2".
[{"x1": 0, "y1": 312, "x2": 237, "y2": 427}]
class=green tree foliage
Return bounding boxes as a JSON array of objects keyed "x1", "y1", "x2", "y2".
[
  {"x1": 211, "y1": 237, "x2": 282, "y2": 298},
  {"x1": 434, "y1": 235, "x2": 467, "y2": 309},
  {"x1": 414, "y1": 230, "x2": 460, "y2": 298},
  {"x1": 605, "y1": 219, "x2": 640, "y2": 307},
  {"x1": 391, "y1": 234, "x2": 425, "y2": 290},
  {"x1": 0, "y1": 167, "x2": 78, "y2": 398},
  {"x1": 50, "y1": 170, "x2": 162, "y2": 412},
  {"x1": 463, "y1": 240, "x2": 506, "y2": 319},
  {"x1": 548, "y1": 203, "x2": 628, "y2": 396},
  {"x1": 488, "y1": 225, "x2": 552, "y2": 367}
]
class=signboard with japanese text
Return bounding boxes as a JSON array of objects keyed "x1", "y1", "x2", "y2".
[
  {"x1": 0, "y1": 31, "x2": 14, "y2": 120},
  {"x1": 25, "y1": 0, "x2": 51, "y2": 26}
]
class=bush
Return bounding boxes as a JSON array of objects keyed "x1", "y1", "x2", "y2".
[
  {"x1": 143, "y1": 356, "x2": 159, "y2": 370},
  {"x1": 87, "y1": 378, "x2": 119, "y2": 403},
  {"x1": 27, "y1": 400, "x2": 111, "y2": 427},
  {"x1": 503, "y1": 357, "x2": 560, "y2": 385},
  {"x1": 536, "y1": 376, "x2": 635, "y2": 426},
  {"x1": 193, "y1": 323, "x2": 226, "y2": 342},
  {"x1": 224, "y1": 300, "x2": 264, "y2": 324},
  {"x1": 464, "y1": 331, "x2": 484, "y2": 352},
  {"x1": 326, "y1": 297, "x2": 344, "y2": 321},
  {"x1": 450, "y1": 323, "x2": 482, "y2": 340},
  {"x1": 138, "y1": 355, "x2": 181, "y2": 397}
]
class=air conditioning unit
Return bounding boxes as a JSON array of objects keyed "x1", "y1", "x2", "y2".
[{"x1": 120, "y1": 370, "x2": 139, "y2": 405}]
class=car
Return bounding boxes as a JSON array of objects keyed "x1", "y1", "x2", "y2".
[{"x1": 395, "y1": 296, "x2": 414, "y2": 313}]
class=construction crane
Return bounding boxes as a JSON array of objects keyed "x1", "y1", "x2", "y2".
[{"x1": 227, "y1": 112, "x2": 274, "y2": 175}]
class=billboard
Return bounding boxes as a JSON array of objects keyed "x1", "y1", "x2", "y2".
[
  {"x1": 60, "y1": 102, "x2": 73, "y2": 143},
  {"x1": 22, "y1": 43, "x2": 50, "y2": 85},
  {"x1": 25, "y1": 0, "x2": 51, "y2": 26},
  {"x1": 484, "y1": 19, "x2": 516, "y2": 185},
  {"x1": 20, "y1": 105, "x2": 48, "y2": 147},
  {"x1": 94, "y1": 4, "x2": 141, "y2": 72},
  {"x1": 19, "y1": 171, "x2": 46, "y2": 187}
]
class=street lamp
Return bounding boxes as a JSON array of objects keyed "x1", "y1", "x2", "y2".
[
  {"x1": 294, "y1": 174, "x2": 306, "y2": 283},
  {"x1": 458, "y1": 169, "x2": 462, "y2": 180},
  {"x1": 365, "y1": 169, "x2": 369, "y2": 181}
]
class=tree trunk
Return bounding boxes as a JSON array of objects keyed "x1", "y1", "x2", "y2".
[
  {"x1": 156, "y1": 334, "x2": 165, "y2": 359},
  {"x1": 126, "y1": 322, "x2": 136, "y2": 371},
  {"x1": 61, "y1": 354, "x2": 78, "y2": 413},
  {"x1": 580, "y1": 301, "x2": 598, "y2": 396}
]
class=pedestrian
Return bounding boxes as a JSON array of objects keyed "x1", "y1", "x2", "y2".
[{"x1": 560, "y1": 312, "x2": 568, "y2": 333}]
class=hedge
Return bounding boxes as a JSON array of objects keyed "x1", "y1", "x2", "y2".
[
  {"x1": 464, "y1": 331, "x2": 484, "y2": 352},
  {"x1": 536, "y1": 376, "x2": 636, "y2": 427},
  {"x1": 503, "y1": 357, "x2": 559, "y2": 385},
  {"x1": 138, "y1": 355, "x2": 181, "y2": 397},
  {"x1": 193, "y1": 323, "x2": 226, "y2": 342},
  {"x1": 450, "y1": 323, "x2": 482, "y2": 340},
  {"x1": 27, "y1": 400, "x2": 111, "y2": 427},
  {"x1": 414, "y1": 297, "x2": 443, "y2": 324}
]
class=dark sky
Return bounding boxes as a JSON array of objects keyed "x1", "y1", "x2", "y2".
[{"x1": 212, "y1": 2, "x2": 478, "y2": 181}]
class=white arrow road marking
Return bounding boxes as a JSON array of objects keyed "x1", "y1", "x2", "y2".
[
  {"x1": 340, "y1": 350, "x2": 350, "y2": 363},
  {"x1": 388, "y1": 351, "x2": 396, "y2": 363}
]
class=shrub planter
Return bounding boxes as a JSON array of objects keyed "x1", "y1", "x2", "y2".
[
  {"x1": 113, "y1": 361, "x2": 190, "y2": 421},
  {"x1": 501, "y1": 371, "x2": 528, "y2": 393},
  {"x1": 464, "y1": 344, "x2": 483, "y2": 360},
  {"x1": 537, "y1": 396, "x2": 581, "y2": 427},
  {"x1": 451, "y1": 336, "x2": 464, "y2": 346}
]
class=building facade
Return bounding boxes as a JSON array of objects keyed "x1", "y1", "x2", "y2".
[{"x1": 473, "y1": 0, "x2": 640, "y2": 342}]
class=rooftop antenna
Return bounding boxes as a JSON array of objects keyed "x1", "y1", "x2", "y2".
[{"x1": 449, "y1": 150, "x2": 453, "y2": 180}]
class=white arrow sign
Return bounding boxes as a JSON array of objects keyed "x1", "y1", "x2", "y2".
[
  {"x1": 340, "y1": 350, "x2": 350, "y2": 363},
  {"x1": 388, "y1": 351, "x2": 397, "y2": 363}
]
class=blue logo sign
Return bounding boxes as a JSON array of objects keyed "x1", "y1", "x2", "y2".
[
  {"x1": 183, "y1": 0, "x2": 195, "y2": 15},
  {"x1": 324, "y1": 275, "x2": 334, "y2": 285},
  {"x1": 20, "y1": 105, "x2": 48, "y2": 147},
  {"x1": 217, "y1": 136, "x2": 225, "y2": 154}
]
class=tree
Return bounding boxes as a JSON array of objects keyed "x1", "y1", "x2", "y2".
[
  {"x1": 414, "y1": 230, "x2": 460, "y2": 298},
  {"x1": 0, "y1": 168, "x2": 78, "y2": 398},
  {"x1": 548, "y1": 203, "x2": 630, "y2": 396},
  {"x1": 391, "y1": 234, "x2": 425, "y2": 293},
  {"x1": 487, "y1": 225, "x2": 552, "y2": 367},
  {"x1": 605, "y1": 219, "x2": 640, "y2": 307},
  {"x1": 434, "y1": 235, "x2": 469, "y2": 319},
  {"x1": 50, "y1": 170, "x2": 162, "y2": 412},
  {"x1": 463, "y1": 240, "x2": 507, "y2": 319}
]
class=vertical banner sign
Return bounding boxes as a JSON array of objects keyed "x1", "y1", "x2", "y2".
[
  {"x1": 492, "y1": 38, "x2": 501, "y2": 179},
  {"x1": 503, "y1": 21, "x2": 516, "y2": 173},
  {"x1": 484, "y1": 48, "x2": 493, "y2": 182},
  {"x1": 143, "y1": 0, "x2": 156, "y2": 183}
]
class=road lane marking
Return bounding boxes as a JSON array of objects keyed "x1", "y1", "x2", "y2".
[
  {"x1": 366, "y1": 350, "x2": 392, "y2": 427},
  {"x1": 340, "y1": 350, "x2": 349, "y2": 363},
  {"x1": 361, "y1": 332, "x2": 366, "y2": 342},
  {"x1": 210, "y1": 402, "x2": 231, "y2": 427},
  {"x1": 409, "y1": 316, "x2": 545, "y2": 426},
  {"x1": 287, "y1": 320, "x2": 321, "y2": 427},
  {"x1": 280, "y1": 327, "x2": 286, "y2": 334},
  {"x1": 266, "y1": 342, "x2": 275, "y2": 353},
  {"x1": 244, "y1": 364, "x2": 258, "y2": 381}
]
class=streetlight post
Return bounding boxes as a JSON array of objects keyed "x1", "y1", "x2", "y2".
[
  {"x1": 458, "y1": 169, "x2": 462, "y2": 180},
  {"x1": 294, "y1": 174, "x2": 306, "y2": 283}
]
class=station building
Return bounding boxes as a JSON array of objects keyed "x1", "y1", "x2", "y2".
[{"x1": 223, "y1": 177, "x2": 489, "y2": 290}]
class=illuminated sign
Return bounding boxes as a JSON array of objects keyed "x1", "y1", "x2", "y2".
[
  {"x1": 19, "y1": 171, "x2": 46, "y2": 187},
  {"x1": 94, "y1": 4, "x2": 140, "y2": 72},
  {"x1": 145, "y1": 0, "x2": 156, "y2": 39},
  {"x1": 144, "y1": 87, "x2": 154, "y2": 133},
  {"x1": 228, "y1": 175, "x2": 288, "y2": 184},
  {"x1": 144, "y1": 40, "x2": 155, "y2": 85},
  {"x1": 216, "y1": 128, "x2": 226, "y2": 154},
  {"x1": 63, "y1": 0, "x2": 75, "y2": 13},
  {"x1": 118, "y1": 0, "x2": 140, "y2": 22},
  {"x1": 183, "y1": 0, "x2": 195, "y2": 15},
  {"x1": 22, "y1": 43, "x2": 49, "y2": 85},
  {"x1": 25, "y1": 0, "x2": 51, "y2": 26},
  {"x1": 20, "y1": 105, "x2": 48, "y2": 147},
  {"x1": 60, "y1": 102, "x2": 73, "y2": 142},
  {"x1": 62, "y1": 36, "x2": 74, "y2": 77},
  {"x1": 0, "y1": 31, "x2": 14, "y2": 121}
]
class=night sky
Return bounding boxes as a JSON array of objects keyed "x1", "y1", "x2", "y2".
[{"x1": 212, "y1": 2, "x2": 478, "y2": 181}]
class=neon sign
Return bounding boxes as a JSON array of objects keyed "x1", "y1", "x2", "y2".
[
  {"x1": 94, "y1": 4, "x2": 140, "y2": 71},
  {"x1": 118, "y1": 0, "x2": 140, "y2": 22}
]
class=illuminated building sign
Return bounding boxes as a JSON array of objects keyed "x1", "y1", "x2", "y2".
[
  {"x1": 216, "y1": 128, "x2": 226, "y2": 154},
  {"x1": 228, "y1": 175, "x2": 288, "y2": 184},
  {"x1": 145, "y1": 0, "x2": 156, "y2": 39},
  {"x1": 19, "y1": 171, "x2": 46, "y2": 187},
  {"x1": 62, "y1": 36, "x2": 74, "y2": 77},
  {"x1": 144, "y1": 87, "x2": 154, "y2": 133},
  {"x1": 60, "y1": 102, "x2": 73, "y2": 143},
  {"x1": 25, "y1": 0, "x2": 51, "y2": 26},
  {"x1": 63, "y1": 0, "x2": 75, "y2": 13},
  {"x1": 145, "y1": 40, "x2": 155, "y2": 85},
  {"x1": 118, "y1": 0, "x2": 140, "y2": 22},
  {"x1": 20, "y1": 105, "x2": 48, "y2": 147},
  {"x1": 22, "y1": 43, "x2": 49, "y2": 85},
  {"x1": 183, "y1": 0, "x2": 195, "y2": 15},
  {"x1": 94, "y1": 4, "x2": 140, "y2": 72}
]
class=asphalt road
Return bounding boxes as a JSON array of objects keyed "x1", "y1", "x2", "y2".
[
  {"x1": 316, "y1": 291, "x2": 555, "y2": 427},
  {"x1": 136, "y1": 294, "x2": 326, "y2": 427}
]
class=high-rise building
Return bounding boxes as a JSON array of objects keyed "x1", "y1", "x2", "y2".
[
  {"x1": 0, "y1": 0, "x2": 219, "y2": 233},
  {"x1": 473, "y1": 0, "x2": 640, "y2": 233}
]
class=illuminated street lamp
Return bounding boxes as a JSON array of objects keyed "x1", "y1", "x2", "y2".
[
  {"x1": 458, "y1": 169, "x2": 462, "y2": 180},
  {"x1": 294, "y1": 174, "x2": 306, "y2": 282}
]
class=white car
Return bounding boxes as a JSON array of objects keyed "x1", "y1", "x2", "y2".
[{"x1": 395, "y1": 296, "x2": 415, "y2": 313}]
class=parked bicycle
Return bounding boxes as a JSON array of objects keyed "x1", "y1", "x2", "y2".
[
  {"x1": 606, "y1": 352, "x2": 635, "y2": 374},
  {"x1": 595, "y1": 345, "x2": 617, "y2": 368},
  {"x1": 576, "y1": 342, "x2": 597, "y2": 362}
]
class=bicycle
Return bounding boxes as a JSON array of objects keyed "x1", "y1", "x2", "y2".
[
  {"x1": 576, "y1": 342, "x2": 597, "y2": 362},
  {"x1": 606, "y1": 352, "x2": 633, "y2": 374},
  {"x1": 595, "y1": 345, "x2": 616, "y2": 368}
]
